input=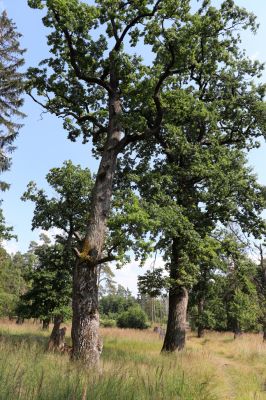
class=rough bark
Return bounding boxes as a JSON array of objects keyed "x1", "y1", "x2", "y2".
[
  {"x1": 71, "y1": 262, "x2": 103, "y2": 364},
  {"x1": 162, "y1": 285, "x2": 188, "y2": 352},
  {"x1": 48, "y1": 315, "x2": 65, "y2": 351},
  {"x1": 71, "y1": 60, "x2": 120, "y2": 365},
  {"x1": 162, "y1": 238, "x2": 189, "y2": 352}
]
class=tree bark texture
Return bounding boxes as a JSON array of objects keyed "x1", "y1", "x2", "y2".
[
  {"x1": 162, "y1": 285, "x2": 188, "y2": 352},
  {"x1": 71, "y1": 263, "x2": 103, "y2": 364},
  {"x1": 162, "y1": 238, "x2": 189, "y2": 352},
  {"x1": 71, "y1": 67, "x2": 121, "y2": 365}
]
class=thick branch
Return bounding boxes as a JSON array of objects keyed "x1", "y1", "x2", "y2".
[
  {"x1": 52, "y1": 8, "x2": 113, "y2": 94},
  {"x1": 97, "y1": 244, "x2": 119, "y2": 265},
  {"x1": 113, "y1": 0, "x2": 163, "y2": 52}
]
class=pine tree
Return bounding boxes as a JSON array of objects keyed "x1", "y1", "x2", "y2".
[{"x1": 0, "y1": 10, "x2": 25, "y2": 183}]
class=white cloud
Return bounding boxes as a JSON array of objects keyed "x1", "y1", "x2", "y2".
[
  {"x1": 3, "y1": 238, "x2": 19, "y2": 255},
  {"x1": 0, "y1": 1, "x2": 4, "y2": 11},
  {"x1": 112, "y1": 256, "x2": 165, "y2": 296}
]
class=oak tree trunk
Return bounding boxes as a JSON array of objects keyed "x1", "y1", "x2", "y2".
[
  {"x1": 48, "y1": 315, "x2": 65, "y2": 351},
  {"x1": 71, "y1": 65, "x2": 121, "y2": 365},
  {"x1": 162, "y1": 285, "x2": 188, "y2": 352},
  {"x1": 162, "y1": 238, "x2": 189, "y2": 352},
  {"x1": 71, "y1": 262, "x2": 103, "y2": 364}
]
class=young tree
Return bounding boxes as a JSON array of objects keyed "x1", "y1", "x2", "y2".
[
  {"x1": 188, "y1": 233, "x2": 262, "y2": 337},
  {"x1": 22, "y1": 161, "x2": 131, "y2": 346},
  {"x1": 0, "y1": 246, "x2": 27, "y2": 318},
  {"x1": 22, "y1": 161, "x2": 93, "y2": 338},
  {"x1": 17, "y1": 239, "x2": 72, "y2": 335},
  {"x1": 225, "y1": 252, "x2": 261, "y2": 337},
  {"x1": 0, "y1": 11, "x2": 25, "y2": 184}
]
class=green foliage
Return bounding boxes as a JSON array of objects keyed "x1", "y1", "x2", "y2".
[
  {"x1": 228, "y1": 288, "x2": 260, "y2": 332},
  {"x1": 0, "y1": 248, "x2": 27, "y2": 317},
  {"x1": 225, "y1": 248, "x2": 261, "y2": 332},
  {"x1": 16, "y1": 239, "x2": 72, "y2": 321},
  {"x1": 25, "y1": 0, "x2": 266, "y2": 347},
  {"x1": 99, "y1": 287, "x2": 136, "y2": 318},
  {"x1": 100, "y1": 317, "x2": 116, "y2": 328},
  {"x1": 22, "y1": 160, "x2": 93, "y2": 235},
  {"x1": 189, "y1": 234, "x2": 262, "y2": 333},
  {"x1": 114, "y1": 0, "x2": 266, "y2": 311},
  {"x1": 0, "y1": 11, "x2": 25, "y2": 182},
  {"x1": 117, "y1": 305, "x2": 149, "y2": 329}
]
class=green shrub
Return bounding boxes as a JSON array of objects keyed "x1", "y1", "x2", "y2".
[
  {"x1": 117, "y1": 305, "x2": 149, "y2": 329},
  {"x1": 100, "y1": 318, "x2": 116, "y2": 328}
]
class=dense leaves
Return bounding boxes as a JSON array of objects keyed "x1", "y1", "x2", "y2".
[{"x1": 0, "y1": 11, "x2": 25, "y2": 184}]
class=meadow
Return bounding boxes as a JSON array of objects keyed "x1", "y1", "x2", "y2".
[{"x1": 0, "y1": 320, "x2": 266, "y2": 400}]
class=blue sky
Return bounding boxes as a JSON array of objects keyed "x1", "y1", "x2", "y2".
[{"x1": 1, "y1": 0, "x2": 266, "y2": 292}]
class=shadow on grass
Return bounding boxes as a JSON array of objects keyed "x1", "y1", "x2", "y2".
[{"x1": 0, "y1": 329, "x2": 48, "y2": 349}]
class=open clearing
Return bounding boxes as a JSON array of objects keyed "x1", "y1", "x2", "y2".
[{"x1": 0, "y1": 320, "x2": 266, "y2": 399}]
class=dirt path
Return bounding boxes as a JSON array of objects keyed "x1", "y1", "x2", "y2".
[{"x1": 199, "y1": 341, "x2": 266, "y2": 400}]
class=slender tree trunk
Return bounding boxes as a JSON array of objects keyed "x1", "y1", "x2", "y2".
[
  {"x1": 263, "y1": 322, "x2": 266, "y2": 342},
  {"x1": 71, "y1": 64, "x2": 121, "y2": 365},
  {"x1": 233, "y1": 321, "x2": 242, "y2": 339},
  {"x1": 16, "y1": 316, "x2": 24, "y2": 325},
  {"x1": 42, "y1": 318, "x2": 50, "y2": 330},
  {"x1": 197, "y1": 298, "x2": 205, "y2": 338},
  {"x1": 48, "y1": 315, "x2": 64, "y2": 351},
  {"x1": 162, "y1": 285, "x2": 188, "y2": 352}
]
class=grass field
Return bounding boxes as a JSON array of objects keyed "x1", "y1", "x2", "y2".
[{"x1": 0, "y1": 320, "x2": 266, "y2": 399}]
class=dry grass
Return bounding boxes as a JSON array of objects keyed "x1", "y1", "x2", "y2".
[{"x1": 0, "y1": 320, "x2": 266, "y2": 399}]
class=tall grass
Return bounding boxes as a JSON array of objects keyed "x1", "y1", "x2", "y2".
[
  {"x1": 0, "y1": 322, "x2": 266, "y2": 399},
  {"x1": 0, "y1": 321, "x2": 216, "y2": 400}
]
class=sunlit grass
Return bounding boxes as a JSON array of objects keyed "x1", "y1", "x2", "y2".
[{"x1": 0, "y1": 321, "x2": 266, "y2": 399}]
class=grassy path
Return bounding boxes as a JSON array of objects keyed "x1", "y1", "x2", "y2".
[{"x1": 188, "y1": 332, "x2": 266, "y2": 400}]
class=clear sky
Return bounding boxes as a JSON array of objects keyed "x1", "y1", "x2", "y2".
[{"x1": 1, "y1": 0, "x2": 266, "y2": 294}]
